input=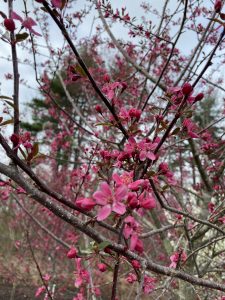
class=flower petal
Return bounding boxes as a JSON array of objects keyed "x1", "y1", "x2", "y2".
[
  {"x1": 130, "y1": 234, "x2": 138, "y2": 251},
  {"x1": 147, "y1": 152, "x2": 156, "y2": 161},
  {"x1": 100, "y1": 182, "x2": 112, "y2": 197},
  {"x1": 97, "y1": 205, "x2": 111, "y2": 221},
  {"x1": 112, "y1": 202, "x2": 126, "y2": 215},
  {"x1": 11, "y1": 11, "x2": 23, "y2": 22},
  {"x1": 93, "y1": 191, "x2": 107, "y2": 205},
  {"x1": 115, "y1": 185, "x2": 127, "y2": 200}
]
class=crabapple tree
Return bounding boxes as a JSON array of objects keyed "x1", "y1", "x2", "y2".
[{"x1": 0, "y1": 0, "x2": 225, "y2": 299}]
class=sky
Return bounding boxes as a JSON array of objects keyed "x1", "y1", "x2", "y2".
[{"x1": 0, "y1": 0, "x2": 223, "y2": 138}]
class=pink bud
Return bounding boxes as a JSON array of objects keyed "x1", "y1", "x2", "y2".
[
  {"x1": 72, "y1": 74, "x2": 81, "y2": 81},
  {"x1": 194, "y1": 93, "x2": 204, "y2": 102},
  {"x1": 4, "y1": 18, "x2": 15, "y2": 32},
  {"x1": 182, "y1": 83, "x2": 193, "y2": 95},
  {"x1": 140, "y1": 196, "x2": 156, "y2": 210},
  {"x1": 76, "y1": 198, "x2": 96, "y2": 211},
  {"x1": 103, "y1": 73, "x2": 110, "y2": 82},
  {"x1": 134, "y1": 239, "x2": 144, "y2": 254},
  {"x1": 95, "y1": 105, "x2": 102, "y2": 114},
  {"x1": 131, "y1": 260, "x2": 141, "y2": 269},
  {"x1": 214, "y1": 0, "x2": 222, "y2": 12},
  {"x1": 98, "y1": 263, "x2": 107, "y2": 272},
  {"x1": 10, "y1": 134, "x2": 20, "y2": 146},
  {"x1": 67, "y1": 247, "x2": 78, "y2": 259}
]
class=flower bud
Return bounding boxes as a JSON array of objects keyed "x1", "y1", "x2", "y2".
[
  {"x1": 4, "y1": 18, "x2": 15, "y2": 32},
  {"x1": 182, "y1": 83, "x2": 193, "y2": 95},
  {"x1": 194, "y1": 92, "x2": 204, "y2": 102},
  {"x1": 67, "y1": 247, "x2": 78, "y2": 259},
  {"x1": 103, "y1": 73, "x2": 110, "y2": 82},
  {"x1": 95, "y1": 105, "x2": 102, "y2": 114},
  {"x1": 214, "y1": 0, "x2": 222, "y2": 12},
  {"x1": 98, "y1": 263, "x2": 107, "y2": 272},
  {"x1": 10, "y1": 134, "x2": 20, "y2": 146},
  {"x1": 131, "y1": 260, "x2": 141, "y2": 269}
]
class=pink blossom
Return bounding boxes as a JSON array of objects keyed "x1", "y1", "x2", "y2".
[
  {"x1": 169, "y1": 250, "x2": 187, "y2": 268},
  {"x1": 143, "y1": 276, "x2": 156, "y2": 294},
  {"x1": 131, "y1": 260, "x2": 141, "y2": 269},
  {"x1": 123, "y1": 216, "x2": 143, "y2": 253},
  {"x1": 218, "y1": 217, "x2": 225, "y2": 224},
  {"x1": 126, "y1": 273, "x2": 137, "y2": 283},
  {"x1": 112, "y1": 171, "x2": 133, "y2": 186},
  {"x1": 43, "y1": 274, "x2": 51, "y2": 281},
  {"x1": 74, "y1": 258, "x2": 90, "y2": 288},
  {"x1": 35, "y1": 286, "x2": 45, "y2": 297},
  {"x1": 183, "y1": 119, "x2": 199, "y2": 138},
  {"x1": 139, "y1": 192, "x2": 156, "y2": 209},
  {"x1": 124, "y1": 137, "x2": 157, "y2": 161},
  {"x1": 208, "y1": 202, "x2": 215, "y2": 213},
  {"x1": 158, "y1": 162, "x2": 177, "y2": 185},
  {"x1": 93, "y1": 182, "x2": 127, "y2": 221},
  {"x1": 11, "y1": 11, "x2": 41, "y2": 36}
]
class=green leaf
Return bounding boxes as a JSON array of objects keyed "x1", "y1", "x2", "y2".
[
  {"x1": 95, "y1": 122, "x2": 113, "y2": 127},
  {"x1": 98, "y1": 241, "x2": 111, "y2": 251},
  {"x1": 40, "y1": 7, "x2": 48, "y2": 12},
  {"x1": 61, "y1": 0, "x2": 68, "y2": 10},
  {"x1": 171, "y1": 127, "x2": 180, "y2": 136},
  {"x1": 0, "y1": 11, "x2": 7, "y2": 19},
  {"x1": 32, "y1": 143, "x2": 39, "y2": 157},
  {"x1": 0, "y1": 95, "x2": 13, "y2": 100},
  {"x1": 16, "y1": 32, "x2": 29, "y2": 43},
  {"x1": 0, "y1": 118, "x2": 14, "y2": 126},
  {"x1": 74, "y1": 64, "x2": 87, "y2": 77},
  {"x1": 208, "y1": 18, "x2": 225, "y2": 26}
]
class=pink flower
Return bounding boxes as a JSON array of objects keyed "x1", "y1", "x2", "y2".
[
  {"x1": 11, "y1": 11, "x2": 41, "y2": 36},
  {"x1": 74, "y1": 258, "x2": 90, "y2": 288},
  {"x1": 208, "y1": 202, "x2": 215, "y2": 213},
  {"x1": 131, "y1": 260, "x2": 141, "y2": 269},
  {"x1": 93, "y1": 182, "x2": 127, "y2": 221},
  {"x1": 123, "y1": 216, "x2": 143, "y2": 253},
  {"x1": 183, "y1": 119, "x2": 199, "y2": 138},
  {"x1": 35, "y1": 286, "x2": 45, "y2": 297},
  {"x1": 43, "y1": 274, "x2": 51, "y2": 281},
  {"x1": 169, "y1": 250, "x2": 187, "y2": 268},
  {"x1": 124, "y1": 137, "x2": 157, "y2": 161},
  {"x1": 112, "y1": 171, "x2": 133, "y2": 186},
  {"x1": 126, "y1": 273, "x2": 137, "y2": 283},
  {"x1": 158, "y1": 163, "x2": 177, "y2": 185},
  {"x1": 218, "y1": 217, "x2": 225, "y2": 224},
  {"x1": 139, "y1": 192, "x2": 156, "y2": 210},
  {"x1": 143, "y1": 276, "x2": 156, "y2": 294}
]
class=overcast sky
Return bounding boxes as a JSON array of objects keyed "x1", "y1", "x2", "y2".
[{"x1": 0, "y1": 0, "x2": 223, "y2": 123}]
